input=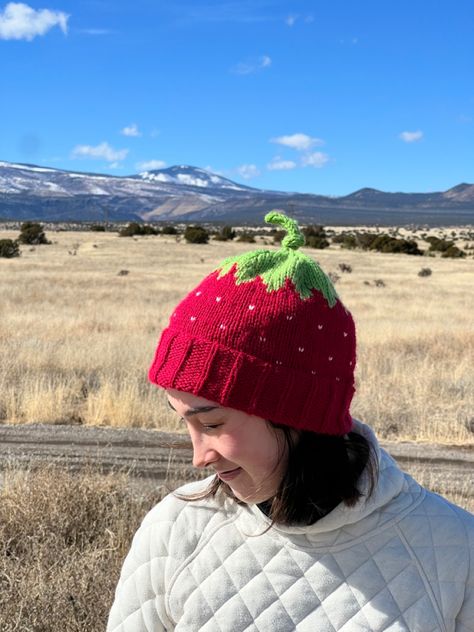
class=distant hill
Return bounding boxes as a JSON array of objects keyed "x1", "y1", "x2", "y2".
[{"x1": 1, "y1": 160, "x2": 473, "y2": 225}]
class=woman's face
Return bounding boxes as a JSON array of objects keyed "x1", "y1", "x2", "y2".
[{"x1": 166, "y1": 389, "x2": 289, "y2": 504}]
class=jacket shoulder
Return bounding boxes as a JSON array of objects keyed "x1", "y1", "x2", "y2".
[
  {"x1": 397, "y1": 488, "x2": 474, "y2": 550},
  {"x1": 395, "y1": 488, "x2": 473, "y2": 626},
  {"x1": 107, "y1": 476, "x2": 232, "y2": 631},
  {"x1": 137, "y1": 476, "x2": 236, "y2": 564}
]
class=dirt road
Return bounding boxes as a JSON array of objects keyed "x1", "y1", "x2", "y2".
[{"x1": 1, "y1": 423, "x2": 473, "y2": 503}]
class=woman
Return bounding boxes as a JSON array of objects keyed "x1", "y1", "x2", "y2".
[{"x1": 107, "y1": 212, "x2": 473, "y2": 631}]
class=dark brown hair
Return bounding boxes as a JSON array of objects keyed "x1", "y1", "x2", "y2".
[{"x1": 176, "y1": 421, "x2": 379, "y2": 527}]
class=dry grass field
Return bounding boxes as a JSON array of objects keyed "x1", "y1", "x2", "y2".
[
  {"x1": 0, "y1": 463, "x2": 163, "y2": 632},
  {"x1": 0, "y1": 226, "x2": 473, "y2": 444}
]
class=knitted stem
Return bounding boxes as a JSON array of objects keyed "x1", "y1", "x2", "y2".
[{"x1": 216, "y1": 210, "x2": 338, "y2": 307}]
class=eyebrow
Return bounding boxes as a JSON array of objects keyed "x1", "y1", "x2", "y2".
[{"x1": 167, "y1": 399, "x2": 220, "y2": 418}]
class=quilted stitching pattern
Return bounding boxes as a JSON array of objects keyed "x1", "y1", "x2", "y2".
[{"x1": 107, "y1": 428, "x2": 474, "y2": 632}]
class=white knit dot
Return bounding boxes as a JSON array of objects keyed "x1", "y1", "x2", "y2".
[
  {"x1": 298, "y1": 347, "x2": 304, "y2": 352},
  {"x1": 311, "y1": 370, "x2": 316, "y2": 375},
  {"x1": 259, "y1": 336, "x2": 266, "y2": 342},
  {"x1": 248, "y1": 305, "x2": 255, "y2": 310},
  {"x1": 172, "y1": 313, "x2": 177, "y2": 318},
  {"x1": 190, "y1": 316, "x2": 196, "y2": 321},
  {"x1": 216, "y1": 296, "x2": 222, "y2": 302},
  {"x1": 318, "y1": 324, "x2": 323, "y2": 330},
  {"x1": 286, "y1": 315, "x2": 293, "y2": 320},
  {"x1": 336, "y1": 377, "x2": 340, "y2": 382},
  {"x1": 276, "y1": 360, "x2": 282, "y2": 365},
  {"x1": 343, "y1": 332, "x2": 348, "y2": 337},
  {"x1": 219, "y1": 324, "x2": 226, "y2": 329},
  {"x1": 195, "y1": 291, "x2": 202, "y2": 296},
  {"x1": 328, "y1": 356, "x2": 333, "y2": 361},
  {"x1": 349, "y1": 361, "x2": 353, "y2": 366}
]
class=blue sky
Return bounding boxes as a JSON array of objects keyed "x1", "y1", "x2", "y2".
[{"x1": 1, "y1": 0, "x2": 473, "y2": 195}]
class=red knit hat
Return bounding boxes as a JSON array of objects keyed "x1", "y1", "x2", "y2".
[{"x1": 148, "y1": 212, "x2": 356, "y2": 435}]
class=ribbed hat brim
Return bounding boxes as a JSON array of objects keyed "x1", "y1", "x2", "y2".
[{"x1": 148, "y1": 327, "x2": 354, "y2": 435}]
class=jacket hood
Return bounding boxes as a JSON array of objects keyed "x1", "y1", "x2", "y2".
[{"x1": 241, "y1": 419, "x2": 425, "y2": 543}]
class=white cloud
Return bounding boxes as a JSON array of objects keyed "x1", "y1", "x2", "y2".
[
  {"x1": 339, "y1": 37, "x2": 359, "y2": 46},
  {"x1": 237, "y1": 164, "x2": 260, "y2": 179},
  {"x1": 121, "y1": 123, "x2": 141, "y2": 137},
  {"x1": 232, "y1": 55, "x2": 272, "y2": 75},
  {"x1": 0, "y1": 2, "x2": 69, "y2": 41},
  {"x1": 136, "y1": 159, "x2": 166, "y2": 171},
  {"x1": 79, "y1": 28, "x2": 111, "y2": 36},
  {"x1": 271, "y1": 133, "x2": 324, "y2": 151},
  {"x1": 286, "y1": 14, "x2": 313, "y2": 26},
  {"x1": 399, "y1": 130, "x2": 423, "y2": 143},
  {"x1": 71, "y1": 142, "x2": 128, "y2": 162},
  {"x1": 267, "y1": 156, "x2": 297, "y2": 171},
  {"x1": 301, "y1": 152, "x2": 329, "y2": 168}
]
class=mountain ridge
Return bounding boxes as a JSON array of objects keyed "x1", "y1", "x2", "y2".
[{"x1": 1, "y1": 160, "x2": 473, "y2": 226}]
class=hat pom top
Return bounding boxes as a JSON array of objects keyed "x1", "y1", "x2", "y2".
[{"x1": 216, "y1": 211, "x2": 338, "y2": 307}]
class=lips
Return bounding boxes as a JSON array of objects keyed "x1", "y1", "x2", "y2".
[{"x1": 217, "y1": 467, "x2": 242, "y2": 481}]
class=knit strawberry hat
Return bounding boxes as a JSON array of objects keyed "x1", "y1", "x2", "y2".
[{"x1": 148, "y1": 211, "x2": 356, "y2": 435}]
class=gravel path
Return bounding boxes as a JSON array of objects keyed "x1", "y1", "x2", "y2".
[{"x1": 1, "y1": 423, "x2": 473, "y2": 501}]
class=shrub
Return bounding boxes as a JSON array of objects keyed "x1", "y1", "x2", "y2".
[
  {"x1": 119, "y1": 223, "x2": 141, "y2": 237},
  {"x1": 236, "y1": 231, "x2": 256, "y2": 243},
  {"x1": 302, "y1": 225, "x2": 329, "y2": 248},
  {"x1": 418, "y1": 268, "x2": 432, "y2": 277},
  {"x1": 303, "y1": 225, "x2": 326, "y2": 238},
  {"x1": 338, "y1": 263, "x2": 352, "y2": 273},
  {"x1": 161, "y1": 225, "x2": 178, "y2": 235},
  {"x1": 442, "y1": 245, "x2": 466, "y2": 258},
  {"x1": 368, "y1": 234, "x2": 422, "y2": 255},
  {"x1": 18, "y1": 222, "x2": 50, "y2": 245},
  {"x1": 426, "y1": 236, "x2": 454, "y2": 253},
  {"x1": 333, "y1": 233, "x2": 358, "y2": 249},
  {"x1": 354, "y1": 232, "x2": 379, "y2": 250},
  {"x1": 119, "y1": 223, "x2": 159, "y2": 237},
  {"x1": 214, "y1": 225, "x2": 236, "y2": 241},
  {"x1": 305, "y1": 235, "x2": 330, "y2": 249},
  {"x1": 272, "y1": 229, "x2": 286, "y2": 244},
  {"x1": 90, "y1": 224, "x2": 106, "y2": 232},
  {"x1": 0, "y1": 239, "x2": 20, "y2": 258},
  {"x1": 184, "y1": 226, "x2": 209, "y2": 244}
]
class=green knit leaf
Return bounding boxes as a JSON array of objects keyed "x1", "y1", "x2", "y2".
[{"x1": 215, "y1": 211, "x2": 338, "y2": 307}]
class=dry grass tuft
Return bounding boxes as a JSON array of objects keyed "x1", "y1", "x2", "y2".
[{"x1": 0, "y1": 464, "x2": 163, "y2": 632}]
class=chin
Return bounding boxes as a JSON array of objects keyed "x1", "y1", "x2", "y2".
[
  {"x1": 228, "y1": 486, "x2": 256, "y2": 504},
  {"x1": 231, "y1": 487, "x2": 267, "y2": 505}
]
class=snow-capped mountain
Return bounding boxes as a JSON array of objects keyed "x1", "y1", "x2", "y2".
[
  {"x1": 134, "y1": 165, "x2": 256, "y2": 192},
  {"x1": 0, "y1": 160, "x2": 473, "y2": 225}
]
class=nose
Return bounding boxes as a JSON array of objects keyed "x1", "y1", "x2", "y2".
[{"x1": 190, "y1": 433, "x2": 219, "y2": 469}]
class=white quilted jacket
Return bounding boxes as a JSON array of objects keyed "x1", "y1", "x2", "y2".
[{"x1": 107, "y1": 422, "x2": 474, "y2": 631}]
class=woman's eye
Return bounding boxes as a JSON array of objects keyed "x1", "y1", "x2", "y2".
[{"x1": 202, "y1": 425, "x2": 221, "y2": 431}]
